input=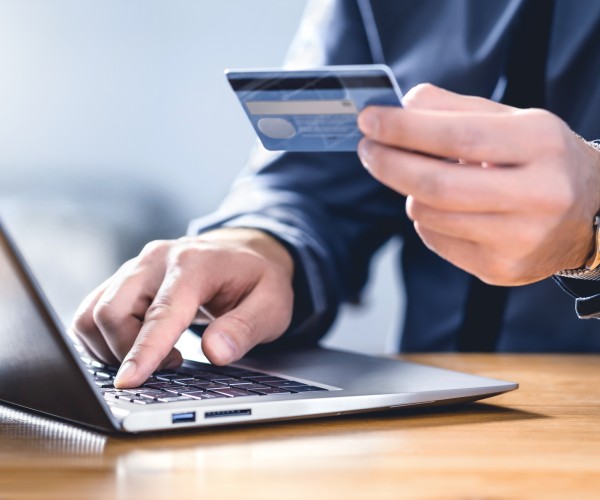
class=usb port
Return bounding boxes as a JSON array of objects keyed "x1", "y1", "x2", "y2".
[{"x1": 171, "y1": 411, "x2": 196, "y2": 424}]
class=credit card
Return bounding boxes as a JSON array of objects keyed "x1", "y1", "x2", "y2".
[{"x1": 226, "y1": 65, "x2": 403, "y2": 152}]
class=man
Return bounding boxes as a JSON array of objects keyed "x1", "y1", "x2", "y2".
[{"x1": 72, "y1": 0, "x2": 600, "y2": 389}]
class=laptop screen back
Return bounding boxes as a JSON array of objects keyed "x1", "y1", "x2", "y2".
[{"x1": 0, "y1": 222, "x2": 115, "y2": 431}]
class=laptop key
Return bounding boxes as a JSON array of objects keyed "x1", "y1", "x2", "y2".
[
  {"x1": 94, "y1": 381, "x2": 114, "y2": 388},
  {"x1": 187, "y1": 382, "x2": 228, "y2": 390},
  {"x1": 209, "y1": 378, "x2": 239, "y2": 384},
  {"x1": 164, "y1": 387, "x2": 205, "y2": 396},
  {"x1": 191, "y1": 372, "x2": 232, "y2": 381},
  {"x1": 208, "y1": 387, "x2": 256, "y2": 398},
  {"x1": 184, "y1": 391, "x2": 227, "y2": 400},
  {"x1": 172, "y1": 378, "x2": 198, "y2": 386},
  {"x1": 156, "y1": 395, "x2": 194, "y2": 403},
  {"x1": 266, "y1": 380, "x2": 309, "y2": 388},
  {"x1": 238, "y1": 371, "x2": 268, "y2": 379},
  {"x1": 244, "y1": 376, "x2": 288, "y2": 383},
  {"x1": 235, "y1": 383, "x2": 270, "y2": 390},
  {"x1": 143, "y1": 382, "x2": 178, "y2": 390},
  {"x1": 287, "y1": 385, "x2": 327, "y2": 392},
  {"x1": 249, "y1": 388, "x2": 293, "y2": 395},
  {"x1": 124, "y1": 388, "x2": 163, "y2": 396},
  {"x1": 155, "y1": 375, "x2": 187, "y2": 382},
  {"x1": 138, "y1": 391, "x2": 168, "y2": 400}
]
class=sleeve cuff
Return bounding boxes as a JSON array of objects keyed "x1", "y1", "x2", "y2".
[{"x1": 553, "y1": 276, "x2": 600, "y2": 319}]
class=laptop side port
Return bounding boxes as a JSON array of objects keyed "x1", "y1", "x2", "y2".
[
  {"x1": 205, "y1": 409, "x2": 252, "y2": 419},
  {"x1": 171, "y1": 411, "x2": 196, "y2": 424}
]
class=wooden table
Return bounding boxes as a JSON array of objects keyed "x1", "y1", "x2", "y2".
[{"x1": 1, "y1": 354, "x2": 599, "y2": 499}]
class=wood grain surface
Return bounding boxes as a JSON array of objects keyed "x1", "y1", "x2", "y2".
[{"x1": 1, "y1": 354, "x2": 599, "y2": 499}]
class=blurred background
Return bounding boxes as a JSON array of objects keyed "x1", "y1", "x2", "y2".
[{"x1": 0, "y1": 0, "x2": 404, "y2": 355}]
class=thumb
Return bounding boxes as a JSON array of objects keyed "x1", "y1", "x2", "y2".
[
  {"x1": 403, "y1": 83, "x2": 513, "y2": 113},
  {"x1": 201, "y1": 283, "x2": 293, "y2": 365}
]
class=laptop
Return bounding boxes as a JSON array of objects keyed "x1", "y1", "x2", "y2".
[{"x1": 0, "y1": 220, "x2": 517, "y2": 433}]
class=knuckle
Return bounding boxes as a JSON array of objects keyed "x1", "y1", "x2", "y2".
[
  {"x1": 140, "y1": 239, "x2": 170, "y2": 260},
  {"x1": 144, "y1": 301, "x2": 172, "y2": 323},
  {"x1": 169, "y1": 240, "x2": 224, "y2": 271},
  {"x1": 403, "y1": 83, "x2": 438, "y2": 107},
  {"x1": 525, "y1": 109, "x2": 569, "y2": 154},
  {"x1": 453, "y1": 124, "x2": 482, "y2": 158},
  {"x1": 225, "y1": 314, "x2": 256, "y2": 343},
  {"x1": 170, "y1": 244, "x2": 204, "y2": 267},
  {"x1": 71, "y1": 309, "x2": 96, "y2": 337},
  {"x1": 92, "y1": 301, "x2": 121, "y2": 331}
]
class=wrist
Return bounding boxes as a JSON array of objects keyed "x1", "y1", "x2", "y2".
[
  {"x1": 556, "y1": 215, "x2": 600, "y2": 278},
  {"x1": 557, "y1": 138, "x2": 600, "y2": 278}
]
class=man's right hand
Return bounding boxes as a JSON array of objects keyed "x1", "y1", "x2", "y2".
[{"x1": 70, "y1": 228, "x2": 295, "y2": 389}]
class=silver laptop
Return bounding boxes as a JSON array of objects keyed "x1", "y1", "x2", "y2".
[{"x1": 0, "y1": 220, "x2": 517, "y2": 433}]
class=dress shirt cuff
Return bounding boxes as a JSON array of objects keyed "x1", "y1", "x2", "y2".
[{"x1": 553, "y1": 276, "x2": 600, "y2": 319}]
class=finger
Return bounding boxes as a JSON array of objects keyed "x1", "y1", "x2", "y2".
[
  {"x1": 413, "y1": 224, "x2": 488, "y2": 280},
  {"x1": 71, "y1": 280, "x2": 121, "y2": 366},
  {"x1": 402, "y1": 83, "x2": 514, "y2": 113},
  {"x1": 201, "y1": 275, "x2": 293, "y2": 366},
  {"x1": 415, "y1": 223, "x2": 537, "y2": 286},
  {"x1": 92, "y1": 243, "x2": 169, "y2": 361},
  {"x1": 93, "y1": 261, "x2": 165, "y2": 361},
  {"x1": 158, "y1": 348, "x2": 184, "y2": 370},
  {"x1": 113, "y1": 260, "x2": 216, "y2": 388},
  {"x1": 358, "y1": 106, "x2": 540, "y2": 164},
  {"x1": 72, "y1": 328, "x2": 116, "y2": 366},
  {"x1": 406, "y1": 196, "x2": 513, "y2": 243},
  {"x1": 358, "y1": 139, "x2": 519, "y2": 212}
]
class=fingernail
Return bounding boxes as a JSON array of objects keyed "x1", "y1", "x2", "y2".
[
  {"x1": 358, "y1": 140, "x2": 373, "y2": 170},
  {"x1": 214, "y1": 332, "x2": 237, "y2": 363},
  {"x1": 115, "y1": 360, "x2": 137, "y2": 387},
  {"x1": 358, "y1": 109, "x2": 378, "y2": 135}
]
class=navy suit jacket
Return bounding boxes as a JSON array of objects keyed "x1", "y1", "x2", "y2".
[{"x1": 190, "y1": 0, "x2": 600, "y2": 352}]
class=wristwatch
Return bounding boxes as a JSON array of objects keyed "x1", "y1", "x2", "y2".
[{"x1": 556, "y1": 215, "x2": 600, "y2": 279}]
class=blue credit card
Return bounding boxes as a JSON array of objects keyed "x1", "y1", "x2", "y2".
[{"x1": 226, "y1": 65, "x2": 403, "y2": 152}]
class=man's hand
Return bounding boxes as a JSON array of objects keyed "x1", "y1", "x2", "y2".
[
  {"x1": 70, "y1": 228, "x2": 294, "y2": 388},
  {"x1": 357, "y1": 84, "x2": 600, "y2": 286}
]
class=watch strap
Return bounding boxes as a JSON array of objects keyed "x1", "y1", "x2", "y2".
[{"x1": 556, "y1": 215, "x2": 600, "y2": 279}]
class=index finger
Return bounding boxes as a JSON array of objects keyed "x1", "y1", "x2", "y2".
[
  {"x1": 113, "y1": 265, "x2": 209, "y2": 388},
  {"x1": 358, "y1": 139, "x2": 523, "y2": 213},
  {"x1": 358, "y1": 107, "x2": 539, "y2": 164}
]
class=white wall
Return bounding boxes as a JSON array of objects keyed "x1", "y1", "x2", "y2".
[{"x1": 0, "y1": 0, "x2": 402, "y2": 355}]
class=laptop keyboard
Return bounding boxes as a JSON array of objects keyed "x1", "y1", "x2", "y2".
[{"x1": 81, "y1": 357, "x2": 327, "y2": 405}]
